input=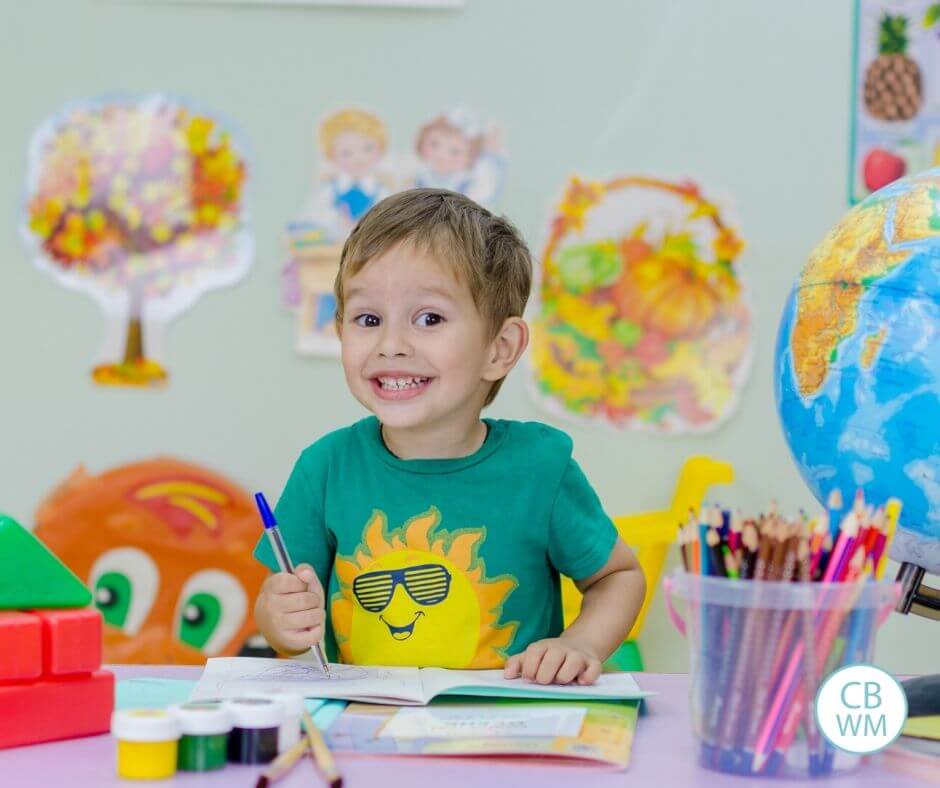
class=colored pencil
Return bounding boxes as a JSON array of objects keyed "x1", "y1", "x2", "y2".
[
  {"x1": 796, "y1": 536, "x2": 822, "y2": 774},
  {"x1": 741, "y1": 523, "x2": 798, "y2": 761},
  {"x1": 677, "y1": 494, "x2": 900, "y2": 776},
  {"x1": 715, "y1": 527, "x2": 773, "y2": 765},
  {"x1": 826, "y1": 488, "x2": 843, "y2": 540},
  {"x1": 301, "y1": 708, "x2": 343, "y2": 788},
  {"x1": 875, "y1": 498, "x2": 901, "y2": 580},
  {"x1": 758, "y1": 558, "x2": 872, "y2": 773},
  {"x1": 255, "y1": 738, "x2": 309, "y2": 788}
]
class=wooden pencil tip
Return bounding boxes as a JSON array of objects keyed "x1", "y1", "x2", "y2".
[
  {"x1": 256, "y1": 778, "x2": 269, "y2": 788},
  {"x1": 330, "y1": 779, "x2": 343, "y2": 788},
  {"x1": 827, "y1": 488, "x2": 843, "y2": 509}
]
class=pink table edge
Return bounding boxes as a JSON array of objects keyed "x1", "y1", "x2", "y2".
[{"x1": 0, "y1": 667, "x2": 927, "y2": 787}]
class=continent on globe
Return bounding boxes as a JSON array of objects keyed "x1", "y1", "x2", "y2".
[
  {"x1": 776, "y1": 169, "x2": 940, "y2": 575},
  {"x1": 790, "y1": 194, "x2": 922, "y2": 397}
]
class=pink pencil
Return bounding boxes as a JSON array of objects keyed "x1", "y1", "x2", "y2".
[
  {"x1": 762, "y1": 554, "x2": 870, "y2": 768},
  {"x1": 749, "y1": 514, "x2": 860, "y2": 772},
  {"x1": 821, "y1": 512, "x2": 859, "y2": 583}
]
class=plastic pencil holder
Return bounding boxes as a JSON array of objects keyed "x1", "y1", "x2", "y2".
[{"x1": 663, "y1": 570, "x2": 900, "y2": 779}]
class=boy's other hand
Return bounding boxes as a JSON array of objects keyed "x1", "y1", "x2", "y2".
[
  {"x1": 254, "y1": 563, "x2": 326, "y2": 656},
  {"x1": 503, "y1": 636, "x2": 602, "y2": 685}
]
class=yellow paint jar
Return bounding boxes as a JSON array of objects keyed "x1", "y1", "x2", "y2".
[{"x1": 111, "y1": 709, "x2": 181, "y2": 780}]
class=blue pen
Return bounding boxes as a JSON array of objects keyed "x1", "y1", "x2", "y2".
[{"x1": 255, "y1": 492, "x2": 331, "y2": 678}]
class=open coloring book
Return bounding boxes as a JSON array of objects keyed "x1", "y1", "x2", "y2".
[{"x1": 191, "y1": 657, "x2": 651, "y2": 706}]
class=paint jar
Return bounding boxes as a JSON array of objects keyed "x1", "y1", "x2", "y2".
[
  {"x1": 226, "y1": 697, "x2": 285, "y2": 764},
  {"x1": 111, "y1": 709, "x2": 180, "y2": 780},
  {"x1": 256, "y1": 689, "x2": 305, "y2": 752},
  {"x1": 171, "y1": 701, "x2": 233, "y2": 772}
]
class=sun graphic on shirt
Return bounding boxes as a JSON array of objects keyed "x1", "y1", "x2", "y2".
[{"x1": 330, "y1": 506, "x2": 517, "y2": 669}]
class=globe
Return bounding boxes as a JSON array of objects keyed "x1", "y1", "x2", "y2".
[{"x1": 775, "y1": 169, "x2": 940, "y2": 574}]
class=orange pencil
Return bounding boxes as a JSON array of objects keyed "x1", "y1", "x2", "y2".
[{"x1": 689, "y1": 511, "x2": 702, "y2": 574}]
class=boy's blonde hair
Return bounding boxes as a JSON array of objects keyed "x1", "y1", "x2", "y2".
[
  {"x1": 319, "y1": 109, "x2": 387, "y2": 158},
  {"x1": 334, "y1": 188, "x2": 532, "y2": 406}
]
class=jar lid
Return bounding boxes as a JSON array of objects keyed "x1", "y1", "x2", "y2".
[
  {"x1": 226, "y1": 697, "x2": 286, "y2": 728},
  {"x1": 170, "y1": 702, "x2": 233, "y2": 736},
  {"x1": 253, "y1": 689, "x2": 306, "y2": 716},
  {"x1": 111, "y1": 709, "x2": 181, "y2": 742}
]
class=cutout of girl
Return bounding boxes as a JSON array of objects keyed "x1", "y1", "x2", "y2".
[{"x1": 413, "y1": 109, "x2": 507, "y2": 206}]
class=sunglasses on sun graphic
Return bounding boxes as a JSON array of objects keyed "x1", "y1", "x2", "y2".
[{"x1": 352, "y1": 563, "x2": 452, "y2": 613}]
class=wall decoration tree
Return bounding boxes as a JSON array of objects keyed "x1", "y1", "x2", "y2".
[{"x1": 24, "y1": 97, "x2": 251, "y2": 386}]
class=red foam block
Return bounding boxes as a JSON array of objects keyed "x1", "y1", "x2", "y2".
[
  {"x1": 0, "y1": 612, "x2": 42, "y2": 682},
  {"x1": 34, "y1": 608, "x2": 102, "y2": 676},
  {"x1": 0, "y1": 669, "x2": 114, "y2": 748}
]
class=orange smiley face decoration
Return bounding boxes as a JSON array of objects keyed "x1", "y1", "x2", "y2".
[{"x1": 33, "y1": 458, "x2": 268, "y2": 665}]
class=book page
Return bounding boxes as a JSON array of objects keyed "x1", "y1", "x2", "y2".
[
  {"x1": 418, "y1": 668, "x2": 651, "y2": 703},
  {"x1": 327, "y1": 700, "x2": 639, "y2": 767},
  {"x1": 190, "y1": 657, "x2": 425, "y2": 704},
  {"x1": 378, "y1": 704, "x2": 587, "y2": 739}
]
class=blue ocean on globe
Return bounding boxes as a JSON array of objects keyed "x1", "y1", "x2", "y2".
[{"x1": 775, "y1": 176, "x2": 940, "y2": 574}]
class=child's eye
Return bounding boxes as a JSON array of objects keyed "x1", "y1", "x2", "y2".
[
  {"x1": 416, "y1": 312, "x2": 443, "y2": 327},
  {"x1": 354, "y1": 314, "x2": 380, "y2": 328}
]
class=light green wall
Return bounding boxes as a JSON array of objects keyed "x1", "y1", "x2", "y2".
[{"x1": 2, "y1": 0, "x2": 937, "y2": 673}]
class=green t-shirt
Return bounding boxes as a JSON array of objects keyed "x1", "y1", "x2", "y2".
[{"x1": 253, "y1": 416, "x2": 617, "y2": 669}]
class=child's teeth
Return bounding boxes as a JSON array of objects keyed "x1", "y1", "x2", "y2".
[{"x1": 380, "y1": 376, "x2": 428, "y2": 390}]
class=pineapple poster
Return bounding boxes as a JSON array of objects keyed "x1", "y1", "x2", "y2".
[
  {"x1": 850, "y1": 0, "x2": 940, "y2": 201},
  {"x1": 22, "y1": 96, "x2": 253, "y2": 387},
  {"x1": 529, "y1": 176, "x2": 752, "y2": 435}
]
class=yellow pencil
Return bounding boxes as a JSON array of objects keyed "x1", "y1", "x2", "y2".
[
  {"x1": 875, "y1": 498, "x2": 902, "y2": 580},
  {"x1": 301, "y1": 708, "x2": 343, "y2": 788},
  {"x1": 255, "y1": 737, "x2": 309, "y2": 788}
]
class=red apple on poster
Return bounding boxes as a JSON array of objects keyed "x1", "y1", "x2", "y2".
[{"x1": 863, "y1": 148, "x2": 906, "y2": 191}]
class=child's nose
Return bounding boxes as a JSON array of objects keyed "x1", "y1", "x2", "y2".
[{"x1": 376, "y1": 323, "x2": 412, "y2": 358}]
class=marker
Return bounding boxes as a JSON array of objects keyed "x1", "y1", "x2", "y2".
[{"x1": 255, "y1": 492, "x2": 331, "y2": 679}]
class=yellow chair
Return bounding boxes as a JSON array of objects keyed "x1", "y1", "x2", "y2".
[{"x1": 561, "y1": 455, "x2": 734, "y2": 669}]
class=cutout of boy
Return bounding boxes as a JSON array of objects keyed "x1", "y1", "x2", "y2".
[
  {"x1": 307, "y1": 108, "x2": 390, "y2": 241},
  {"x1": 255, "y1": 189, "x2": 645, "y2": 684},
  {"x1": 289, "y1": 108, "x2": 391, "y2": 350}
]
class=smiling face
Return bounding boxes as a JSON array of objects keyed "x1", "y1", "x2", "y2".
[
  {"x1": 419, "y1": 127, "x2": 474, "y2": 175},
  {"x1": 32, "y1": 460, "x2": 267, "y2": 665},
  {"x1": 339, "y1": 243, "x2": 497, "y2": 434},
  {"x1": 350, "y1": 548, "x2": 479, "y2": 666},
  {"x1": 330, "y1": 130, "x2": 383, "y2": 178},
  {"x1": 331, "y1": 508, "x2": 517, "y2": 669}
]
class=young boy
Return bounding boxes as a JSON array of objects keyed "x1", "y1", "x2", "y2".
[{"x1": 254, "y1": 189, "x2": 645, "y2": 685}]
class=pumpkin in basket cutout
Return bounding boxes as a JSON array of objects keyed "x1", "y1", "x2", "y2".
[{"x1": 531, "y1": 175, "x2": 752, "y2": 433}]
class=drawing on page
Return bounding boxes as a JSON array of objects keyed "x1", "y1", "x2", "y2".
[{"x1": 232, "y1": 662, "x2": 370, "y2": 683}]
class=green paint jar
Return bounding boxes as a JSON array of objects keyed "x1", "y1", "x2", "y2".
[{"x1": 170, "y1": 702, "x2": 232, "y2": 772}]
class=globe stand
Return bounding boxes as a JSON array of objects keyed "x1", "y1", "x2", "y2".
[
  {"x1": 894, "y1": 562, "x2": 940, "y2": 718},
  {"x1": 895, "y1": 562, "x2": 940, "y2": 621}
]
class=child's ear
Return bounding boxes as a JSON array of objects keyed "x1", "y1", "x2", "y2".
[{"x1": 483, "y1": 317, "x2": 528, "y2": 381}]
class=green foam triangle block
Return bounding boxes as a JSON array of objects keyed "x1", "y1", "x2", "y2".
[{"x1": 0, "y1": 514, "x2": 92, "y2": 609}]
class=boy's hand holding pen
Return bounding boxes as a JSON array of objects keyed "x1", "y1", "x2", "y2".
[
  {"x1": 254, "y1": 493, "x2": 332, "y2": 677},
  {"x1": 256, "y1": 564, "x2": 328, "y2": 657}
]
